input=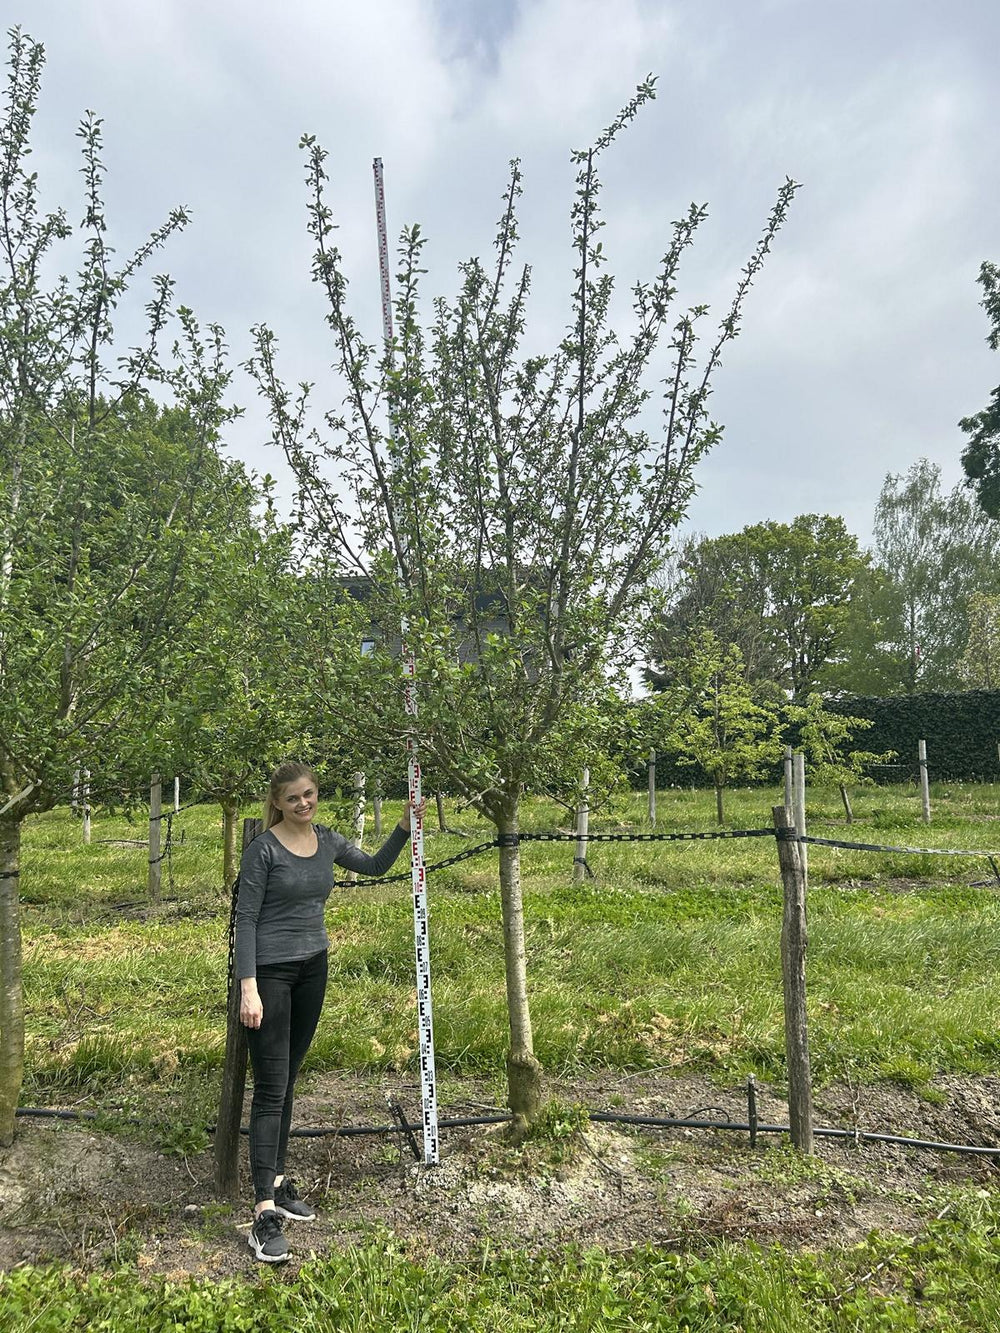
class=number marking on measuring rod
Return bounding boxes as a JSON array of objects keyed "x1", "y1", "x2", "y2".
[{"x1": 375, "y1": 157, "x2": 439, "y2": 1165}]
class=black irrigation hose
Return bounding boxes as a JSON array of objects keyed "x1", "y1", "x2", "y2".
[
  {"x1": 587, "y1": 1111, "x2": 1000, "y2": 1158},
  {"x1": 14, "y1": 1105, "x2": 999, "y2": 1158}
]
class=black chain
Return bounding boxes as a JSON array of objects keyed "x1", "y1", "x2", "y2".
[
  {"x1": 348, "y1": 841, "x2": 501, "y2": 888},
  {"x1": 787, "y1": 831, "x2": 1000, "y2": 859},
  {"x1": 515, "y1": 828, "x2": 776, "y2": 844}
]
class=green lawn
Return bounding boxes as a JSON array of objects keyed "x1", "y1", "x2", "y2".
[
  {"x1": 18, "y1": 780, "x2": 1000, "y2": 1098},
  {"x1": 7, "y1": 779, "x2": 1000, "y2": 1329}
]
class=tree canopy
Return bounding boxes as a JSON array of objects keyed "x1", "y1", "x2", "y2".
[
  {"x1": 960, "y1": 260, "x2": 1000, "y2": 518},
  {"x1": 248, "y1": 81, "x2": 797, "y2": 1122}
]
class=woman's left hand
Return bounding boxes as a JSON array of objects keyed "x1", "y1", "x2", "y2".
[{"x1": 398, "y1": 796, "x2": 428, "y2": 830}]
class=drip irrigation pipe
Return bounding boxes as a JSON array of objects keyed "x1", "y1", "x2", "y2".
[
  {"x1": 587, "y1": 1112, "x2": 1000, "y2": 1157},
  {"x1": 14, "y1": 1105, "x2": 999, "y2": 1158}
]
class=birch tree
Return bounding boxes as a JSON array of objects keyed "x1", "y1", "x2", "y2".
[{"x1": 248, "y1": 80, "x2": 797, "y2": 1125}]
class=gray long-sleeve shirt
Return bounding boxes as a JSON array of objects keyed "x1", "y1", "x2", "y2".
[{"x1": 235, "y1": 821, "x2": 410, "y2": 979}]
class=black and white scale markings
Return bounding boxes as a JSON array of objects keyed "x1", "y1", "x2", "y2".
[
  {"x1": 376, "y1": 155, "x2": 439, "y2": 1164},
  {"x1": 403, "y1": 652, "x2": 440, "y2": 1164}
]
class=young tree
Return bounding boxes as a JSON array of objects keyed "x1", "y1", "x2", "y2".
[
  {"x1": 784, "y1": 693, "x2": 893, "y2": 823},
  {"x1": 0, "y1": 31, "x2": 237, "y2": 1143},
  {"x1": 248, "y1": 81, "x2": 797, "y2": 1124},
  {"x1": 961, "y1": 260, "x2": 1000, "y2": 518},
  {"x1": 661, "y1": 632, "x2": 784, "y2": 824}
]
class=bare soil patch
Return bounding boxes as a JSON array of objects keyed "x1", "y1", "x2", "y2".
[{"x1": 1, "y1": 1071, "x2": 998, "y2": 1281}]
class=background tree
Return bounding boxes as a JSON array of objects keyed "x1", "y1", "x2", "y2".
[
  {"x1": 248, "y1": 82, "x2": 797, "y2": 1125},
  {"x1": 0, "y1": 31, "x2": 237, "y2": 1144},
  {"x1": 960, "y1": 260, "x2": 1000, "y2": 518},
  {"x1": 644, "y1": 530, "x2": 781, "y2": 688},
  {"x1": 646, "y1": 515, "x2": 866, "y2": 700},
  {"x1": 854, "y1": 459, "x2": 1000, "y2": 692},
  {"x1": 959, "y1": 592, "x2": 1000, "y2": 689}
]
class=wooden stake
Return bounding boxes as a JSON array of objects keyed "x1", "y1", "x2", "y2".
[
  {"x1": 81, "y1": 769, "x2": 91, "y2": 846},
  {"x1": 148, "y1": 773, "x2": 162, "y2": 903},
  {"x1": 919, "y1": 740, "x2": 930, "y2": 824},
  {"x1": 573, "y1": 767, "x2": 590, "y2": 884},
  {"x1": 373, "y1": 793, "x2": 383, "y2": 839},
  {"x1": 214, "y1": 817, "x2": 260, "y2": 1200},
  {"x1": 647, "y1": 750, "x2": 656, "y2": 826},
  {"x1": 783, "y1": 746, "x2": 793, "y2": 813},
  {"x1": 793, "y1": 751, "x2": 807, "y2": 879},
  {"x1": 773, "y1": 805, "x2": 813, "y2": 1153}
]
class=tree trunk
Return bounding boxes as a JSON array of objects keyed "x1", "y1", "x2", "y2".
[
  {"x1": 496, "y1": 800, "x2": 542, "y2": 1131},
  {"x1": 0, "y1": 816, "x2": 24, "y2": 1146},
  {"x1": 839, "y1": 783, "x2": 854, "y2": 824},
  {"x1": 148, "y1": 773, "x2": 162, "y2": 902},
  {"x1": 221, "y1": 799, "x2": 239, "y2": 892},
  {"x1": 715, "y1": 779, "x2": 724, "y2": 825}
]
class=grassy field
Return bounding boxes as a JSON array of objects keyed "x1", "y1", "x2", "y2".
[
  {"x1": 18, "y1": 779, "x2": 1000, "y2": 1103},
  {"x1": 5, "y1": 778, "x2": 1000, "y2": 1329}
]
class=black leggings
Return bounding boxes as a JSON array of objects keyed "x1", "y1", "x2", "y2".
[{"x1": 245, "y1": 949, "x2": 328, "y2": 1204}]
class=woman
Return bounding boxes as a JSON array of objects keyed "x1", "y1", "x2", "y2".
[{"x1": 235, "y1": 759, "x2": 420, "y2": 1263}]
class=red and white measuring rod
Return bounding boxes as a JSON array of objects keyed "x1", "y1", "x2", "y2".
[{"x1": 373, "y1": 156, "x2": 439, "y2": 1165}]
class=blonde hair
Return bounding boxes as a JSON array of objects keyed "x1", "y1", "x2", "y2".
[{"x1": 262, "y1": 761, "x2": 318, "y2": 830}]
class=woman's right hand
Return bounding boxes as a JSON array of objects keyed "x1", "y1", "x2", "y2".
[{"x1": 240, "y1": 980, "x2": 263, "y2": 1029}]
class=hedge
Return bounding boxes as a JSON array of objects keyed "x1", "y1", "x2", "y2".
[{"x1": 828, "y1": 690, "x2": 1000, "y2": 782}]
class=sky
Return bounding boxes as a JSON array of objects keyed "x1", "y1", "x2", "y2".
[{"x1": 8, "y1": 0, "x2": 1000, "y2": 546}]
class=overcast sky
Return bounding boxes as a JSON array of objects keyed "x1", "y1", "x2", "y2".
[{"x1": 10, "y1": 0, "x2": 1000, "y2": 545}]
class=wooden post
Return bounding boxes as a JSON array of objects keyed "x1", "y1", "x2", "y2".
[
  {"x1": 214, "y1": 816, "x2": 261, "y2": 1201},
  {"x1": 373, "y1": 793, "x2": 383, "y2": 839},
  {"x1": 573, "y1": 767, "x2": 590, "y2": 884},
  {"x1": 435, "y1": 790, "x2": 447, "y2": 833},
  {"x1": 173, "y1": 776, "x2": 180, "y2": 814},
  {"x1": 148, "y1": 773, "x2": 162, "y2": 903},
  {"x1": 773, "y1": 805, "x2": 813, "y2": 1153},
  {"x1": 81, "y1": 769, "x2": 91, "y2": 846},
  {"x1": 792, "y1": 752, "x2": 807, "y2": 879},
  {"x1": 343, "y1": 771, "x2": 365, "y2": 885},
  {"x1": 919, "y1": 740, "x2": 930, "y2": 824},
  {"x1": 647, "y1": 750, "x2": 656, "y2": 826},
  {"x1": 783, "y1": 746, "x2": 793, "y2": 813}
]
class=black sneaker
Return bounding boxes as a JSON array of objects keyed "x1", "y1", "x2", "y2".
[
  {"x1": 274, "y1": 1177, "x2": 317, "y2": 1221},
  {"x1": 248, "y1": 1208, "x2": 289, "y2": 1262}
]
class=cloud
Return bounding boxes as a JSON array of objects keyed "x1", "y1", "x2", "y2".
[{"x1": 8, "y1": 0, "x2": 1000, "y2": 546}]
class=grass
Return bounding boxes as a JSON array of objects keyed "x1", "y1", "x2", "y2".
[
  {"x1": 2, "y1": 1192, "x2": 1000, "y2": 1330},
  {"x1": 16, "y1": 779, "x2": 1000, "y2": 1101},
  {"x1": 9, "y1": 779, "x2": 1000, "y2": 1328}
]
